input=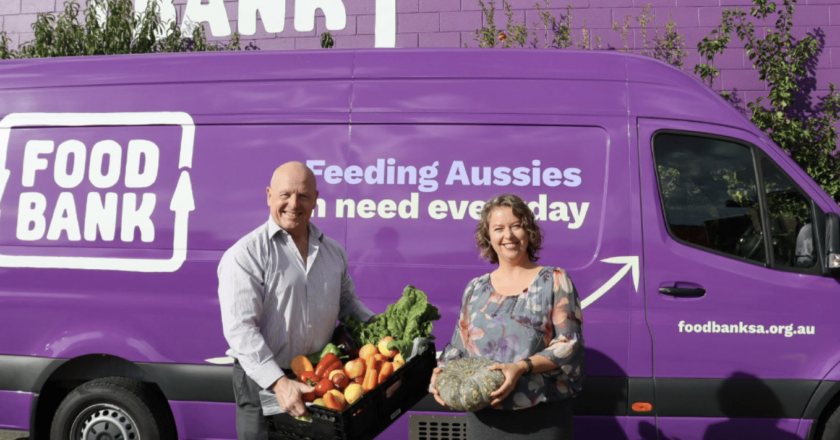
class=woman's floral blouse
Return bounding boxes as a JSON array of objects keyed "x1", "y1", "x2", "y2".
[{"x1": 438, "y1": 266, "x2": 584, "y2": 410}]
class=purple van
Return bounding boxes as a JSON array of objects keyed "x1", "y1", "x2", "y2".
[{"x1": 1, "y1": 48, "x2": 839, "y2": 440}]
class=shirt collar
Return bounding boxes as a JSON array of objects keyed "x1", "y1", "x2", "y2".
[{"x1": 266, "y1": 217, "x2": 324, "y2": 243}]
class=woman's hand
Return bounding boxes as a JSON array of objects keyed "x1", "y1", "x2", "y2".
[
  {"x1": 429, "y1": 367, "x2": 448, "y2": 407},
  {"x1": 487, "y1": 361, "x2": 527, "y2": 407}
]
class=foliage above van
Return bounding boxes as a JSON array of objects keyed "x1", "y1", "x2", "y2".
[{"x1": 0, "y1": 0, "x2": 242, "y2": 60}]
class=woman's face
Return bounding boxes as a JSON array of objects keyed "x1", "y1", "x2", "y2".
[{"x1": 488, "y1": 206, "x2": 529, "y2": 265}]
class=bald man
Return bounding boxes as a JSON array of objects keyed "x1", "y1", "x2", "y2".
[{"x1": 217, "y1": 161, "x2": 374, "y2": 439}]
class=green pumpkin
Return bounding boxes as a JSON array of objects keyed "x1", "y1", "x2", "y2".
[{"x1": 437, "y1": 357, "x2": 505, "y2": 412}]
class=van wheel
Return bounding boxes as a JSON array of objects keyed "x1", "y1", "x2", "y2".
[
  {"x1": 821, "y1": 404, "x2": 840, "y2": 440},
  {"x1": 50, "y1": 376, "x2": 176, "y2": 440}
]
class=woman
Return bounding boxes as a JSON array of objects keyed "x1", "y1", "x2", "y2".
[{"x1": 429, "y1": 193, "x2": 584, "y2": 439}]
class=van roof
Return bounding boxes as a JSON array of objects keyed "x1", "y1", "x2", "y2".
[{"x1": 0, "y1": 48, "x2": 756, "y2": 132}]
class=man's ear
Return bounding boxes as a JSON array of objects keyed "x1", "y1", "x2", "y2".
[{"x1": 266, "y1": 187, "x2": 272, "y2": 206}]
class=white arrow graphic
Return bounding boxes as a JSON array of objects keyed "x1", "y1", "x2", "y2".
[
  {"x1": 581, "y1": 256, "x2": 640, "y2": 309},
  {"x1": 0, "y1": 125, "x2": 11, "y2": 222},
  {"x1": 0, "y1": 168, "x2": 9, "y2": 223},
  {"x1": 205, "y1": 356, "x2": 235, "y2": 365}
]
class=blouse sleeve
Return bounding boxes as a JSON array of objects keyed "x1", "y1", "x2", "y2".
[
  {"x1": 535, "y1": 268, "x2": 584, "y2": 373},
  {"x1": 437, "y1": 277, "x2": 478, "y2": 367}
]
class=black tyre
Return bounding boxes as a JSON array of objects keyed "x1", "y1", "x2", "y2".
[
  {"x1": 50, "y1": 376, "x2": 176, "y2": 440},
  {"x1": 823, "y1": 404, "x2": 840, "y2": 440}
]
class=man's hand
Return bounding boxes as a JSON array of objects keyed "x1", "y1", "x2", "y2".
[{"x1": 272, "y1": 376, "x2": 315, "y2": 418}]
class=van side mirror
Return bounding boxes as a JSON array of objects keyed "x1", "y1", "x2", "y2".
[{"x1": 827, "y1": 213, "x2": 840, "y2": 275}]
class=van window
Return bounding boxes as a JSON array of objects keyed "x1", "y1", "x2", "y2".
[
  {"x1": 760, "y1": 158, "x2": 816, "y2": 269},
  {"x1": 653, "y1": 134, "x2": 766, "y2": 263}
]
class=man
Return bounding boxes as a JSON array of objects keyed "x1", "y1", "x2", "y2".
[{"x1": 218, "y1": 161, "x2": 374, "y2": 439}]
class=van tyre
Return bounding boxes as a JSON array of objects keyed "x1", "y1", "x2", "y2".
[
  {"x1": 50, "y1": 376, "x2": 176, "y2": 440},
  {"x1": 822, "y1": 404, "x2": 840, "y2": 440}
]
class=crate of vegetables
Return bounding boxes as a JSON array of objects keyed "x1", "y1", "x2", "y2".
[
  {"x1": 267, "y1": 339, "x2": 436, "y2": 440},
  {"x1": 268, "y1": 286, "x2": 441, "y2": 440}
]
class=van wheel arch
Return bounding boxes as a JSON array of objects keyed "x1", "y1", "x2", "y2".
[
  {"x1": 31, "y1": 354, "x2": 176, "y2": 440},
  {"x1": 50, "y1": 376, "x2": 176, "y2": 440},
  {"x1": 807, "y1": 382, "x2": 840, "y2": 440},
  {"x1": 819, "y1": 404, "x2": 840, "y2": 440}
]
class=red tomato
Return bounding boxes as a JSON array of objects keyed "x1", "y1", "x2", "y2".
[
  {"x1": 315, "y1": 378, "x2": 336, "y2": 397},
  {"x1": 330, "y1": 371, "x2": 349, "y2": 390}
]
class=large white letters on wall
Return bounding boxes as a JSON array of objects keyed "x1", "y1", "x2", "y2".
[
  {"x1": 239, "y1": 0, "x2": 286, "y2": 35},
  {"x1": 294, "y1": 0, "x2": 346, "y2": 32},
  {"x1": 375, "y1": 0, "x2": 395, "y2": 47},
  {"x1": 135, "y1": 0, "x2": 397, "y2": 47},
  {"x1": 181, "y1": 0, "x2": 232, "y2": 36}
]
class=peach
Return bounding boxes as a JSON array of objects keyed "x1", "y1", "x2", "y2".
[
  {"x1": 359, "y1": 343, "x2": 378, "y2": 361},
  {"x1": 378, "y1": 336, "x2": 399, "y2": 358},
  {"x1": 344, "y1": 358, "x2": 366, "y2": 379}
]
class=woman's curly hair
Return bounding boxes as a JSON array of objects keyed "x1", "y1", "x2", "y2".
[{"x1": 475, "y1": 193, "x2": 543, "y2": 264}]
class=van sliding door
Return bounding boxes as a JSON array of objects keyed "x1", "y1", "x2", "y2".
[{"x1": 336, "y1": 123, "x2": 649, "y2": 440}]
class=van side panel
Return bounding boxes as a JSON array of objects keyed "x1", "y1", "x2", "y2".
[
  {"x1": 169, "y1": 401, "x2": 237, "y2": 440},
  {"x1": 0, "y1": 391, "x2": 32, "y2": 430}
]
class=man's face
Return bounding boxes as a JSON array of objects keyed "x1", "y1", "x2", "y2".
[{"x1": 266, "y1": 168, "x2": 318, "y2": 237}]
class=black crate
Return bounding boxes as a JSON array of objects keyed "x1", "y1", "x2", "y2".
[{"x1": 268, "y1": 343, "x2": 436, "y2": 440}]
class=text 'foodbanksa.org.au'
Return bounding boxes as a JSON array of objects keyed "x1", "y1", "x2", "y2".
[
  {"x1": 678, "y1": 320, "x2": 816, "y2": 337},
  {"x1": 306, "y1": 159, "x2": 591, "y2": 229}
]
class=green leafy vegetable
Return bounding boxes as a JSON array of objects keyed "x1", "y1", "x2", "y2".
[{"x1": 340, "y1": 285, "x2": 441, "y2": 357}]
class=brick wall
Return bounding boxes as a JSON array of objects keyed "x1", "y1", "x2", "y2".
[{"x1": 0, "y1": 0, "x2": 838, "y2": 110}]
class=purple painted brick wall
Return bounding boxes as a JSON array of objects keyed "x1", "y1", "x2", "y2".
[{"x1": 0, "y1": 0, "x2": 838, "y2": 111}]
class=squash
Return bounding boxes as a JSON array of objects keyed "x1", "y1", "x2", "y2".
[{"x1": 436, "y1": 357, "x2": 505, "y2": 412}]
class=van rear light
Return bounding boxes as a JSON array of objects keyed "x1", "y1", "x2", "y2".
[{"x1": 631, "y1": 402, "x2": 653, "y2": 412}]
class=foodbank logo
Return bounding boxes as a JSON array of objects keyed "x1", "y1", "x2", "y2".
[{"x1": 0, "y1": 112, "x2": 195, "y2": 272}]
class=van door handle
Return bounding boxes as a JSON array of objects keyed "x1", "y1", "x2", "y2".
[{"x1": 659, "y1": 285, "x2": 706, "y2": 298}]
